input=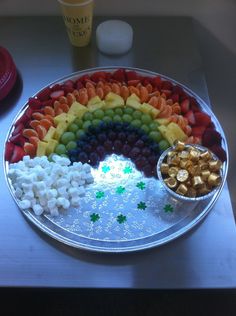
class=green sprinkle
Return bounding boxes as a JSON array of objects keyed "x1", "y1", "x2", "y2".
[
  {"x1": 123, "y1": 166, "x2": 132, "y2": 174},
  {"x1": 102, "y1": 165, "x2": 111, "y2": 173},
  {"x1": 116, "y1": 186, "x2": 126, "y2": 194},
  {"x1": 96, "y1": 191, "x2": 105, "y2": 199},
  {"x1": 137, "y1": 201, "x2": 147, "y2": 210},
  {"x1": 90, "y1": 213, "x2": 100, "y2": 222},
  {"x1": 117, "y1": 214, "x2": 127, "y2": 224},
  {"x1": 136, "y1": 181, "x2": 146, "y2": 190},
  {"x1": 163, "y1": 204, "x2": 174, "y2": 213}
]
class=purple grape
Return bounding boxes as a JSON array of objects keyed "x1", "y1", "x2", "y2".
[
  {"x1": 108, "y1": 131, "x2": 116, "y2": 141},
  {"x1": 97, "y1": 133, "x2": 107, "y2": 143},
  {"x1": 84, "y1": 144, "x2": 93, "y2": 154},
  {"x1": 148, "y1": 155, "x2": 158, "y2": 166},
  {"x1": 113, "y1": 140, "x2": 122, "y2": 154},
  {"x1": 104, "y1": 140, "x2": 113, "y2": 153},
  {"x1": 129, "y1": 147, "x2": 141, "y2": 159},
  {"x1": 127, "y1": 133, "x2": 138, "y2": 144},
  {"x1": 96, "y1": 145, "x2": 106, "y2": 159},
  {"x1": 122, "y1": 144, "x2": 131, "y2": 156},
  {"x1": 135, "y1": 156, "x2": 147, "y2": 170},
  {"x1": 89, "y1": 152, "x2": 99, "y2": 166},
  {"x1": 142, "y1": 147, "x2": 151, "y2": 157},
  {"x1": 135, "y1": 139, "x2": 145, "y2": 148},
  {"x1": 117, "y1": 132, "x2": 126, "y2": 141},
  {"x1": 143, "y1": 164, "x2": 154, "y2": 177}
]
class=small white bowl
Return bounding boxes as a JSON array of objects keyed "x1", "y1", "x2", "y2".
[{"x1": 157, "y1": 144, "x2": 222, "y2": 202}]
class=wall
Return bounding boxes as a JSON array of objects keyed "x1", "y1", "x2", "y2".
[{"x1": 0, "y1": 0, "x2": 235, "y2": 54}]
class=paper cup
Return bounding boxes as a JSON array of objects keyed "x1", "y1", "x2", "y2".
[{"x1": 58, "y1": 0, "x2": 94, "y2": 47}]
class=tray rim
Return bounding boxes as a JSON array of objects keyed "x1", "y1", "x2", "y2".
[{"x1": 3, "y1": 66, "x2": 229, "y2": 253}]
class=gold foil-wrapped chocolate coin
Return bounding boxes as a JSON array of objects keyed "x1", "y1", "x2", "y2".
[
  {"x1": 192, "y1": 176, "x2": 204, "y2": 188},
  {"x1": 208, "y1": 173, "x2": 222, "y2": 186},
  {"x1": 164, "y1": 177, "x2": 178, "y2": 189},
  {"x1": 174, "y1": 140, "x2": 185, "y2": 151},
  {"x1": 176, "y1": 184, "x2": 188, "y2": 195},
  {"x1": 209, "y1": 160, "x2": 222, "y2": 172},
  {"x1": 168, "y1": 166, "x2": 179, "y2": 177},
  {"x1": 200, "y1": 150, "x2": 212, "y2": 161},
  {"x1": 160, "y1": 163, "x2": 169, "y2": 174}
]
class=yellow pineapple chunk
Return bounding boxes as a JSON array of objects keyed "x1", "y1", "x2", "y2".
[
  {"x1": 36, "y1": 141, "x2": 48, "y2": 157},
  {"x1": 158, "y1": 122, "x2": 187, "y2": 145},
  {"x1": 126, "y1": 93, "x2": 141, "y2": 109},
  {"x1": 155, "y1": 118, "x2": 170, "y2": 125},
  {"x1": 105, "y1": 92, "x2": 124, "y2": 108},
  {"x1": 87, "y1": 96, "x2": 106, "y2": 112},
  {"x1": 68, "y1": 101, "x2": 88, "y2": 117},
  {"x1": 54, "y1": 113, "x2": 75, "y2": 126},
  {"x1": 46, "y1": 139, "x2": 58, "y2": 155},
  {"x1": 43, "y1": 126, "x2": 56, "y2": 142},
  {"x1": 54, "y1": 122, "x2": 68, "y2": 140},
  {"x1": 140, "y1": 103, "x2": 160, "y2": 118}
]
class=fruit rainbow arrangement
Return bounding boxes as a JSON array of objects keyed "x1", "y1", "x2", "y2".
[{"x1": 5, "y1": 68, "x2": 227, "y2": 174}]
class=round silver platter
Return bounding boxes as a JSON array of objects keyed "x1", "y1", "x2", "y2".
[{"x1": 4, "y1": 67, "x2": 229, "y2": 252}]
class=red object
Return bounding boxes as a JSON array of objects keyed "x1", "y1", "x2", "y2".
[
  {"x1": 184, "y1": 110, "x2": 196, "y2": 125},
  {"x1": 0, "y1": 47, "x2": 17, "y2": 101},
  {"x1": 191, "y1": 126, "x2": 206, "y2": 137},
  {"x1": 194, "y1": 112, "x2": 211, "y2": 126}
]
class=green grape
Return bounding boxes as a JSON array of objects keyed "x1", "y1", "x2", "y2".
[
  {"x1": 141, "y1": 113, "x2": 152, "y2": 124},
  {"x1": 124, "y1": 107, "x2": 134, "y2": 115},
  {"x1": 133, "y1": 110, "x2": 142, "y2": 119},
  {"x1": 113, "y1": 115, "x2": 122, "y2": 122},
  {"x1": 55, "y1": 144, "x2": 67, "y2": 155},
  {"x1": 159, "y1": 139, "x2": 170, "y2": 152},
  {"x1": 103, "y1": 116, "x2": 112, "y2": 123},
  {"x1": 123, "y1": 114, "x2": 133, "y2": 123},
  {"x1": 74, "y1": 118, "x2": 83, "y2": 128},
  {"x1": 114, "y1": 107, "x2": 123, "y2": 116},
  {"x1": 149, "y1": 122, "x2": 159, "y2": 131},
  {"x1": 105, "y1": 109, "x2": 114, "y2": 117},
  {"x1": 68, "y1": 123, "x2": 79, "y2": 133},
  {"x1": 131, "y1": 119, "x2": 142, "y2": 128},
  {"x1": 141, "y1": 124, "x2": 150, "y2": 134},
  {"x1": 60, "y1": 132, "x2": 76, "y2": 145},
  {"x1": 76, "y1": 129, "x2": 85, "y2": 139},
  {"x1": 94, "y1": 109, "x2": 105, "y2": 119},
  {"x1": 83, "y1": 120, "x2": 92, "y2": 130},
  {"x1": 92, "y1": 118, "x2": 101, "y2": 126},
  {"x1": 83, "y1": 112, "x2": 93, "y2": 121},
  {"x1": 149, "y1": 131, "x2": 162, "y2": 142},
  {"x1": 66, "y1": 141, "x2": 77, "y2": 151}
]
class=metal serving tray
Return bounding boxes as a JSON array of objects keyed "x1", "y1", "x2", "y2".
[{"x1": 4, "y1": 67, "x2": 229, "y2": 252}]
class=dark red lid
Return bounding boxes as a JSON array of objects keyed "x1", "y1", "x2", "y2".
[{"x1": 0, "y1": 47, "x2": 17, "y2": 101}]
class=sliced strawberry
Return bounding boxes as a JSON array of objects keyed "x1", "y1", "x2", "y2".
[
  {"x1": 28, "y1": 97, "x2": 42, "y2": 110},
  {"x1": 51, "y1": 84, "x2": 62, "y2": 92},
  {"x1": 170, "y1": 93, "x2": 180, "y2": 103},
  {"x1": 90, "y1": 71, "x2": 107, "y2": 82},
  {"x1": 209, "y1": 144, "x2": 227, "y2": 162},
  {"x1": 194, "y1": 112, "x2": 211, "y2": 126},
  {"x1": 141, "y1": 77, "x2": 152, "y2": 86},
  {"x1": 191, "y1": 126, "x2": 206, "y2": 137},
  {"x1": 126, "y1": 70, "x2": 140, "y2": 81},
  {"x1": 9, "y1": 133, "x2": 26, "y2": 146},
  {"x1": 5, "y1": 142, "x2": 15, "y2": 161},
  {"x1": 180, "y1": 99, "x2": 190, "y2": 114},
  {"x1": 63, "y1": 79, "x2": 75, "y2": 89},
  {"x1": 127, "y1": 79, "x2": 140, "y2": 86},
  {"x1": 161, "y1": 89, "x2": 172, "y2": 98},
  {"x1": 12, "y1": 122, "x2": 24, "y2": 136},
  {"x1": 78, "y1": 74, "x2": 90, "y2": 84},
  {"x1": 42, "y1": 99, "x2": 54, "y2": 107},
  {"x1": 10, "y1": 145, "x2": 25, "y2": 163},
  {"x1": 184, "y1": 110, "x2": 196, "y2": 125},
  {"x1": 75, "y1": 80, "x2": 84, "y2": 90},
  {"x1": 50, "y1": 90, "x2": 65, "y2": 100},
  {"x1": 202, "y1": 128, "x2": 222, "y2": 147},
  {"x1": 111, "y1": 69, "x2": 126, "y2": 82},
  {"x1": 172, "y1": 85, "x2": 184, "y2": 96},
  {"x1": 37, "y1": 87, "x2": 51, "y2": 101},
  {"x1": 161, "y1": 80, "x2": 173, "y2": 90},
  {"x1": 189, "y1": 97, "x2": 200, "y2": 112},
  {"x1": 15, "y1": 112, "x2": 29, "y2": 126},
  {"x1": 151, "y1": 76, "x2": 162, "y2": 89}
]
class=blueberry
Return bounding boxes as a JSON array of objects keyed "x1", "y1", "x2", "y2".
[
  {"x1": 97, "y1": 132, "x2": 107, "y2": 143},
  {"x1": 78, "y1": 152, "x2": 88, "y2": 164},
  {"x1": 122, "y1": 144, "x2": 131, "y2": 156},
  {"x1": 89, "y1": 152, "x2": 99, "y2": 167}
]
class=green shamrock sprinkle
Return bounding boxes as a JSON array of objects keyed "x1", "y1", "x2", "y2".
[
  {"x1": 102, "y1": 165, "x2": 110, "y2": 173},
  {"x1": 96, "y1": 191, "x2": 105, "y2": 199},
  {"x1": 90, "y1": 213, "x2": 100, "y2": 223},
  {"x1": 136, "y1": 181, "x2": 146, "y2": 190},
  {"x1": 117, "y1": 214, "x2": 127, "y2": 224},
  {"x1": 123, "y1": 166, "x2": 132, "y2": 174},
  {"x1": 164, "y1": 204, "x2": 174, "y2": 213},
  {"x1": 137, "y1": 201, "x2": 147, "y2": 210},
  {"x1": 116, "y1": 186, "x2": 126, "y2": 194}
]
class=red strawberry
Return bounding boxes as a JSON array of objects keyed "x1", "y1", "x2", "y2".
[
  {"x1": 78, "y1": 74, "x2": 90, "y2": 84},
  {"x1": 126, "y1": 70, "x2": 140, "y2": 81},
  {"x1": 141, "y1": 77, "x2": 152, "y2": 86},
  {"x1": 194, "y1": 112, "x2": 211, "y2": 126},
  {"x1": 5, "y1": 142, "x2": 15, "y2": 161},
  {"x1": 112, "y1": 69, "x2": 126, "y2": 82},
  {"x1": 42, "y1": 99, "x2": 54, "y2": 107},
  {"x1": 189, "y1": 97, "x2": 200, "y2": 112},
  {"x1": 151, "y1": 76, "x2": 162, "y2": 88},
  {"x1": 161, "y1": 80, "x2": 173, "y2": 90},
  {"x1": 180, "y1": 99, "x2": 190, "y2": 114},
  {"x1": 28, "y1": 97, "x2": 42, "y2": 110},
  {"x1": 37, "y1": 87, "x2": 51, "y2": 101},
  {"x1": 90, "y1": 71, "x2": 107, "y2": 82},
  {"x1": 9, "y1": 133, "x2": 25, "y2": 146},
  {"x1": 191, "y1": 126, "x2": 206, "y2": 137},
  {"x1": 12, "y1": 123, "x2": 24, "y2": 136},
  {"x1": 50, "y1": 90, "x2": 65, "y2": 100},
  {"x1": 10, "y1": 145, "x2": 25, "y2": 163},
  {"x1": 75, "y1": 80, "x2": 84, "y2": 90},
  {"x1": 172, "y1": 85, "x2": 184, "y2": 96},
  {"x1": 184, "y1": 110, "x2": 196, "y2": 125},
  {"x1": 170, "y1": 93, "x2": 180, "y2": 103},
  {"x1": 209, "y1": 145, "x2": 227, "y2": 162},
  {"x1": 51, "y1": 84, "x2": 62, "y2": 92},
  {"x1": 63, "y1": 79, "x2": 75, "y2": 89},
  {"x1": 202, "y1": 128, "x2": 222, "y2": 147},
  {"x1": 161, "y1": 89, "x2": 172, "y2": 98}
]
